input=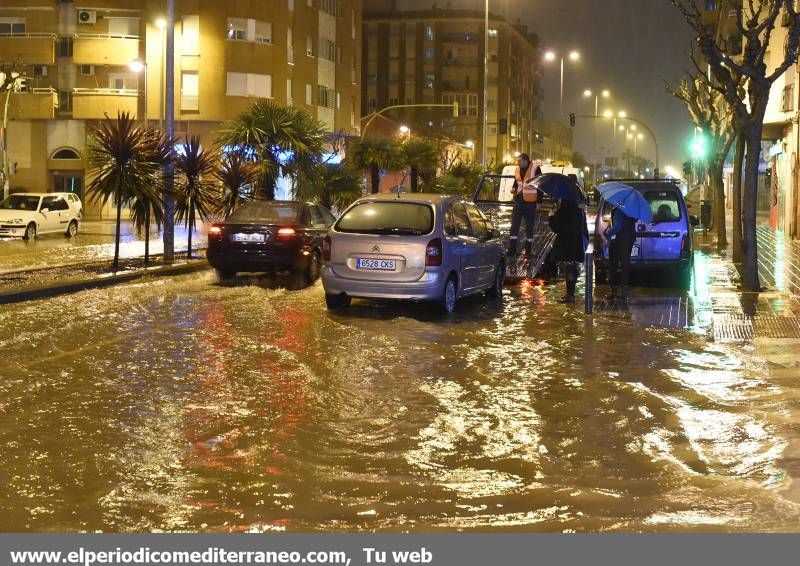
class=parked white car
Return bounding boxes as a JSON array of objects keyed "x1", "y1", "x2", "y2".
[{"x1": 0, "y1": 193, "x2": 82, "y2": 240}]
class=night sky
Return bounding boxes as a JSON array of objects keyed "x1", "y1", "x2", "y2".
[{"x1": 367, "y1": 0, "x2": 698, "y2": 170}]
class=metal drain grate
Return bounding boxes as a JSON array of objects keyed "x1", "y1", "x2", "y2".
[
  {"x1": 712, "y1": 315, "x2": 755, "y2": 342},
  {"x1": 753, "y1": 316, "x2": 800, "y2": 339}
]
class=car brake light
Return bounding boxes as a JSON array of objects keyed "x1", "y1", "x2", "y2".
[
  {"x1": 277, "y1": 227, "x2": 296, "y2": 238},
  {"x1": 323, "y1": 235, "x2": 332, "y2": 261},
  {"x1": 426, "y1": 238, "x2": 443, "y2": 267},
  {"x1": 209, "y1": 225, "x2": 222, "y2": 236}
]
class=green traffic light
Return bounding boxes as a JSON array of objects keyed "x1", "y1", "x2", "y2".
[{"x1": 690, "y1": 133, "x2": 708, "y2": 159}]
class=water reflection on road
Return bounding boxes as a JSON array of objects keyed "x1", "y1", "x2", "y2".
[{"x1": 0, "y1": 267, "x2": 799, "y2": 532}]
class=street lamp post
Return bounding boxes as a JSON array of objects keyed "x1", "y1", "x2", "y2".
[
  {"x1": 129, "y1": 59, "x2": 147, "y2": 125},
  {"x1": 584, "y1": 88, "x2": 609, "y2": 184},
  {"x1": 156, "y1": 18, "x2": 166, "y2": 131},
  {"x1": 482, "y1": 0, "x2": 489, "y2": 169},
  {"x1": 163, "y1": 0, "x2": 176, "y2": 264},
  {"x1": 545, "y1": 50, "x2": 579, "y2": 115}
]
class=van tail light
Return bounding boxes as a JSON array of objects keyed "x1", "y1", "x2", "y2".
[
  {"x1": 681, "y1": 234, "x2": 689, "y2": 256},
  {"x1": 277, "y1": 227, "x2": 297, "y2": 238},
  {"x1": 323, "y1": 235, "x2": 332, "y2": 261},
  {"x1": 426, "y1": 238, "x2": 443, "y2": 267},
  {"x1": 209, "y1": 225, "x2": 223, "y2": 237}
]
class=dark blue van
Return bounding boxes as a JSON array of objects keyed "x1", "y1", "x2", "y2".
[{"x1": 593, "y1": 180, "x2": 699, "y2": 289}]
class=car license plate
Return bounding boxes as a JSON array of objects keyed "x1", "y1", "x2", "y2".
[
  {"x1": 356, "y1": 258, "x2": 396, "y2": 271},
  {"x1": 631, "y1": 244, "x2": 640, "y2": 257},
  {"x1": 233, "y1": 233, "x2": 265, "y2": 243}
]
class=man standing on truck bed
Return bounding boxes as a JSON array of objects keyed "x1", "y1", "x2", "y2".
[{"x1": 508, "y1": 153, "x2": 539, "y2": 257}]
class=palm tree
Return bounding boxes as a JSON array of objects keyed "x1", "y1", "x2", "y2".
[
  {"x1": 348, "y1": 136, "x2": 403, "y2": 194},
  {"x1": 216, "y1": 100, "x2": 326, "y2": 200},
  {"x1": 296, "y1": 161, "x2": 364, "y2": 211},
  {"x1": 174, "y1": 136, "x2": 220, "y2": 258},
  {"x1": 86, "y1": 112, "x2": 166, "y2": 271},
  {"x1": 130, "y1": 133, "x2": 173, "y2": 265},
  {"x1": 402, "y1": 138, "x2": 440, "y2": 192},
  {"x1": 216, "y1": 151, "x2": 259, "y2": 217}
]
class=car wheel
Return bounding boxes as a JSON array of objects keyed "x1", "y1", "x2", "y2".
[
  {"x1": 487, "y1": 262, "x2": 505, "y2": 299},
  {"x1": 216, "y1": 268, "x2": 236, "y2": 280},
  {"x1": 439, "y1": 276, "x2": 458, "y2": 314},
  {"x1": 306, "y1": 251, "x2": 321, "y2": 284},
  {"x1": 23, "y1": 223, "x2": 36, "y2": 241},
  {"x1": 325, "y1": 293, "x2": 351, "y2": 310},
  {"x1": 65, "y1": 220, "x2": 78, "y2": 238}
]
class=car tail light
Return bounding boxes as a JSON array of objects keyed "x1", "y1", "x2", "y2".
[
  {"x1": 277, "y1": 227, "x2": 297, "y2": 238},
  {"x1": 426, "y1": 238, "x2": 443, "y2": 267},
  {"x1": 681, "y1": 234, "x2": 689, "y2": 255},
  {"x1": 323, "y1": 235, "x2": 332, "y2": 261},
  {"x1": 209, "y1": 225, "x2": 223, "y2": 237}
]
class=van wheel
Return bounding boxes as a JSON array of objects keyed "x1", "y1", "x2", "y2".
[
  {"x1": 439, "y1": 276, "x2": 458, "y2": 314},
  {"x1": 65, "y1": 220, "x2": 78, "y2": 238},
  {"x1": 487, "y1": 262, "x2": 505, "y2": 299},
  {"x1": 325, "y1": 293, "x2": 351, "y2": 310},
  {"x1": 23, "y1": 223, "x2": 37, "y2": 241},
  {"x1": 216, "y1": 269, "x2": 236, "y2": 280}
]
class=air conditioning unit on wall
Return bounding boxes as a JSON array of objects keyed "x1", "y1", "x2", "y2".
[{"x1": 77, "y1": 10, "x2": 97, "y2": 25}]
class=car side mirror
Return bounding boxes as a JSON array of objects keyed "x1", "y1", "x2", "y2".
[
  {"x1": 690, "y1": 215, "x2": 700, "y2": 227},
  {"x1": 40, "y1": 208, "x2": 49, "y2": 214}
]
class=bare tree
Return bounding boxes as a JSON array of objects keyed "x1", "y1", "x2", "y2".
[
  {"x1": 671, "y1": 0, "x2": 800, "y2": 290},
  {"x1": 0, "y1": 61, "x2": 27, "y2": 200},
  {"x1": 667, "y1": 59, "x2": 738, "y2": 246}
]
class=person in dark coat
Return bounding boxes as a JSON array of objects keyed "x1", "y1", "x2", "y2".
[
  {"x1": 548, "y1": 199, "x2": 589, "y2": 303},
  {"x1": 605, "y1": 205, "x2": 637, "y2": 301}
]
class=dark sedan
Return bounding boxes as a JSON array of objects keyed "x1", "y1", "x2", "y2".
[{"x1": 207, "y1": 200, "x2": 337, "y2": 283}]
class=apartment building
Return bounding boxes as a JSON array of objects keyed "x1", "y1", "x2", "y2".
[
  {"x1": 0, "y1": 0, "x2": 361, "y2": 217},
  {"x1": 362, "y1": 5, "x2": 543, "y2": 167}
]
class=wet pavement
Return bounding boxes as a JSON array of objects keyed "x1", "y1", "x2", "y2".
[
  {"x1": 1, "y1": 233, "x2": 800, "y2": 532},
  {"x1": 0, "y1": 221, "x2": 208, "y2": 274}
]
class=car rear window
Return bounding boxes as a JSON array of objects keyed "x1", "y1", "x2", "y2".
[
  {"x1": 646, "y1": 191, "x2": 682, "y2": 223},
  {"x1": 227, "y1": 201, "x2": 302, "y2": 224},
  {"x1": 1, "y1": 195, "x2": 40, "y2": 211},
  {"x1": 336, "y1": 201, "x2": 434, "y2": 235}
]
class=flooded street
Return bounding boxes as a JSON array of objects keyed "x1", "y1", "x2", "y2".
[{"x1": 1, "y1": 262, "x2": 800, "y2": 532}]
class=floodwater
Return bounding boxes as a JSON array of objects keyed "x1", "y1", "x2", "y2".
[{"x1": 1, "y1": 266, "x2": 800, "y2": 532}]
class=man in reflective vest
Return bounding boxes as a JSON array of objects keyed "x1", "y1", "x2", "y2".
[{"x1": 508, "y1": 153, "x2": 539, "y2": 257}]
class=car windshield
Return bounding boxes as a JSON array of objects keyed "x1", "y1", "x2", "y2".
[
  {"x1": 227, "y1": 201, "x2": 302, "y2": 224},
  {"x1": 336, "y1": 202, "x2": 434, "y2": 235},
  {"x1": 0, "y1": 195, "x2": 40, "y2": 211},
  {"x1": 646, "y1": 191, "x2": 682, "y2": 223}
]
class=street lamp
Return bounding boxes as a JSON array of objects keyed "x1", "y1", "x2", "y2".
[
  {"x1": 465, "y1": 140, "x2": 475, "y2": 149},
  {"x1": 544, "y1": 49, "x2": 580, "y2": 115},
  {"x1": 399, "y1": 125, "x2": 411, "y2": 139},
  {"x1": 129, "y1": 58, "x2": 147, "y2": 123},
  {"x1": 583, "y1": 88, "x2": 611, "y2": 184}
]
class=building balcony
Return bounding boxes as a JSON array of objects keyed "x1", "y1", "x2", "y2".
[
  {"x1": 72, "y1": 88, "x2": 139, "y2": 120},
  {"x1": 72, "y1": 34, "x2": 140, "y2": 66},
  {"x1": 0, "y1": 33, "x2": 57, "y2": 65},
  {"x1": 7, "y1": 88, "x2": 58, "y2": 119}
]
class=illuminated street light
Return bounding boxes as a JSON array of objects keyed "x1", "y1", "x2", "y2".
[
  {"x1": 603, "y1": 110, "x2": 613, "y2": 118},
  {"x1": 465, "y1": 140, "x2": 475, "y2": 149},
  {"x1": 618, "y1": 111, "x2": 627, "y2": 118},
  {"x1": 129, "y1": 59, "x2": 145, "y2": 73},
  {"x1": 583, "y1": 89, "x2": 592, "y2": 97},
  {"x1": 569, "y1": 50, "x2": 580, "y2": 61},
  {"x1": 601, "y1": 89, "x2": 610, "y2": 98},
  {"x1": 155, "y1": 18, "x2": 167, "y2": 29},
  {"x1": 544, "y1": 49, "x2": 581, "y2": 114},
  {"x1": 544, "y1": 51, "x2": 556, "y2": 61},
  {"x1": 399, "y1": 125, "x2": 410, "y2": 134}
]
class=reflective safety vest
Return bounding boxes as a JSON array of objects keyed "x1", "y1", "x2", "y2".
[{"x1": 515, "y1": 164, "x2": 538, "y2": 203}]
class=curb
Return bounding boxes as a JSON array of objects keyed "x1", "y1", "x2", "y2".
[{"x1": 0, "y1": 260, "x2": 210, "y2": 305}]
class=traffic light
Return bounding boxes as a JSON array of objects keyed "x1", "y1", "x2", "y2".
[
  {"x1": 499, "y1": 118, "x2": 508, "y2": 135},
  {"x1": 569, "y1": 113, "x2": 576, "y2": 127}
]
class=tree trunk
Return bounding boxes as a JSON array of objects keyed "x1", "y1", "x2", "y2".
[
  {"x1": 187, "y1": 201, "x2": 194, "y2": 259},
  {"x1": 144, "y1": 205, "x2": 151, "y2": 265},
  {"x1": 370, "y1": 164, "x2": 380, "y2": 194},
  {"x1": 708, "y1": 157, "x2": 727, "y2": 247},
  {"x1": 113, "y1": 198, "x2": 122, "y2": 272},
  {"x1": 2, "y1": 88, "x2": 12, "y2": 200},
  {"x1": 732, "y1": 134, "x2": 745, "y2": 263},
  {"x1": 741, "y1": 124, "x2": 763, "y2": 291},
  {"x1": 410, "y1": 167, "x2": 419, "y2": 192}
]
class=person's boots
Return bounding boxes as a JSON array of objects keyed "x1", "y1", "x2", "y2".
[
  {"x1": 524, "y1": 241, "x2": 533, "y2": 258},
  {"x1": 606, "y1": 286, "x2": 620, "y2": 302},
  {"x1": 507, "y1": 240, "x2": 518, "y2": 257},
  {"x1": 562, "y1": 278, "x2": 577, "y2": 304}
]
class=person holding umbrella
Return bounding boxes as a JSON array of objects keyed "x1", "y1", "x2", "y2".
[
  {"x1": 596, "y1": 182, "x2": 653, "y2": 302},
  {"x1": 508, "y1": 154, "x2": 539, "y2": 257},
  {"x1": 531, "y1": 174, "x2": 589, "y2": 303}
]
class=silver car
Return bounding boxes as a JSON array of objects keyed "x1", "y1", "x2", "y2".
[{"x1": 321, "y1": 193, "x2": 506, "y2": 313}]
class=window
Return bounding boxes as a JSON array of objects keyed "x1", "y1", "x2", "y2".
[
  {"x1": 287, "y1": 78, "x2": 293, "y2": 105},
  {"x1": 287, "y1": 27, "x2": 294, "y2": 63},
  {"x1": 425, "y1": 25, "x2": 434, "y2": 41},
  {"x1": 319, "y1": 38, "x2": 336, "y2": 61},
  {"x1": 309, "y1": 205, "x2": 327, "y2": 229},
  {"x1": 306, "y1": 35, "x2": 314, "y2": 56},
  {"x1": 352, "y1": 9, "x2": 357, "y2": 39},
  {"x1": 466, "y1": 204, "x2": 489, "y2": 240},
  {"x1": 108, "y1": 73, "x2": 138, "y2": 90},
  {"x1": 57, "y1": 36, "x2": 73, "y2": 57},
  {"x1": 319, "y1": 0, "x2": 338, "y2": 16},
  {"x1": 441, "y1": 93, "x2": 478, "y2": 117},
  {"x1": 424, "y1": 47, "x2": 435, "y2": 59},
  {"x1": 227, "y1": 18, "x2": 247, "y2": 40},
  {"x1": 488, "y1": 28, "x2": 498, "y2": 38},
  {"x1": 317, "y1": 85, "x2": 334, "y2": 109},
  {"x1": 646, "y1": 191, "x2": 682, "y2": 223},
  {"x1": 444, "y1": 206, "x2": 458, "y2": 237},
  {"x1": 424, "y1": 73, "x2": 435, "y2": 89},
  {"x1": 781, "y1": 83, "x2": 795, "y2": 112},
  {"x1": 336, "y1": 91, "x2": 341, "y2": 109},
  {"x1": 306, "y1": 83, "x2": 313, "y2": 105},
  {"x1": 80, "y1": 64, "x2": 95, "y2": 76},
  {"x1": 254, "y1": 21, "x2": 272, "y2": 44},
  {"x1": 182, "y1": 15, "x2": 199, "y2": 55},
  {"x1": 336, "y1": 202, "x2": 435, "y2": 235},
  {"x1": 108, "y1": 17, "x2": 139, "y2": 37},
  {"x1": 181, "y1": 71, "x2": 199, "y2": 111},
  {"x1": 451, "y1": 202, "x2": 473, "y2": 236},
  {"x1": 57, "y1": 91, "x2": 72, "y2": 113},
  {"x1": 226, "y1": 72, "x2": 271, "y2": 98},
  {"x1": 0, "y1": 19, "x2": 26, "y2": 36},
  {"x1": 227, "y1": 18, "x2": 271, "y2": 43},
  {"x1": 350, "y1": 97, "x2": 355, "y2": 127},
  {"x1": 52, "y1": 148, "x2": 80, "y2": 160},
  {"x1": 288, "y1": 0, "x2": 294, "y2": 11}
]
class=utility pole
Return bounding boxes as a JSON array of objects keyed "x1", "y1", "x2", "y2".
[
  {"x1": 482, "y1": 0, "x2": 488, "y2": 169},
  {"x1": 163, "y1": 0, "x2": 176, "y2": 263}
]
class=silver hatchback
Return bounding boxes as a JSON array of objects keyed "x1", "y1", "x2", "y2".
[{"x1": 321, "y1": 193, "x2": 506, "y2": 313}]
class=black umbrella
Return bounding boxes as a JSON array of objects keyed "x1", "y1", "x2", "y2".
[{"x1": 527, "y1": 173, "x2": 586, "y2": 204}]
